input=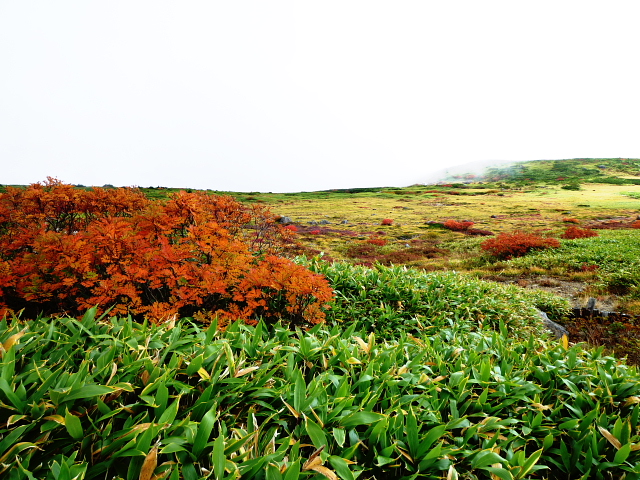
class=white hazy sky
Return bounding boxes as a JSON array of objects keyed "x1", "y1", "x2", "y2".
[{"x1": 2, "y1": 2, "x2": 639, "y2": 192}]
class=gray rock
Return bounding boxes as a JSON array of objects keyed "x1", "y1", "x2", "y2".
[
  {"x1": 278, "y1": 216, "x2": 293, "y2": 224},
  {"x1": 538, "y1": 310, "x2": 569, "y2": 339},
  {"x1": 340, "y1": 220, "x2": 349, "y2": 224},
  {"x1": 319, "y1": 220, "x2": 331, "y2": 225},
  {"x1": 586, "y1": 297, "x2": 597, "y2": 311}
]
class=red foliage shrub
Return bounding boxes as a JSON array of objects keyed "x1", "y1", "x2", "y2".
[
  {"x1": 381, "y1": 218, "x2": 394, "y2": 226},
  {"x1": 480, "y1": 231, "x2": 560, "y2": 259},
  {"x1": 0, "y1": 178, "x2": 333, "y2": 326},
  {"x1": 443, "y1": 219, "x2": 474, "y2": 232},
  {"x1": 309, "y1": 229, "x2": 321, "y2": 235},
  {"x1": 561, "y1": 226, "x2": 599, "y2": 239},
  {"x1": 632, "y1": 220, "x2": 640, "y2": 229},
  {"x1": 581, "y1": 263, "x2": 599, "y2": 272},
  {"x1": 284, "y1": 224, "x2": 298, "y2": 233},
  {"x1": 366, "y1": 236, "x2": 387, "y2": 246},
  {"x1": 562, "y1": 218, "x2": 580, "y2": 224}
]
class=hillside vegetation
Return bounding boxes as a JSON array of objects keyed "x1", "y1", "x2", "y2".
[{"x1": 2, "y1": 159, "x2": 640, "y2": 479}]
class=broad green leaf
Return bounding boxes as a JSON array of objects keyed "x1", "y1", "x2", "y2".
[
  {"x1": 158, "y1": 396, "x2": 180, "y2": 425},
  {"x1": 265, "y1": 464, "x2": 283, "y2": 480},
  {"x1": 305, "y1": 418, "x2": 327, "y2": 450},
  {"x1": 614, "y1": 443, "x2": 632, "y2": 464},
  {"x1": 482, "y1": 467, "x2": 514, "y2": 480},
  {"x1": 212, "y1": 435, "x2": 226, "y2": 480},
  {"x1": 406, "y1": 407, "x2": 419, "y2": 457},
  {"x1": 283, "y1": 460, "x2": 301, "y2": 480},
  {"x1": 65, "y1": 384, "x2": 115, "y2": 402},
  {"x1": 293, "y1": 369, "x2": 305, "y2": 413},
  {"x1": 340, "y1": 411, "x2": 385, "y2": 428},
  {"x1": 515, "y1": 448, "x2": 545, "y2": 479},
  {"x1": 192, "y1": 407, "x2": 217, "y2": 459},
  {"x1": 471, "y1": 450, "x2": 506, "y2": 469},
  {"x1": 64, "y1": 408, "x2": 83, "y2": 440},
  {"x1": 328, "y1": 455, "x2": 355, "y2": 480}
]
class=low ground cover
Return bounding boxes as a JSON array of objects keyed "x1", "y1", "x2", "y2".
[
  {"x1": 2, "y1": 160, "x2": 640, "y2": 478},
  {"x1": 2, "y1": 298, "x2": 640, "y2": 479}
]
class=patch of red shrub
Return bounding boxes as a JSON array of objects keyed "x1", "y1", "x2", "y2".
[
  {"x1": 381, "y1": 218, "x2": 394, "y2": 226},
  {"x1": 367, "y1": 236, "x2": 387, "y2": 246},
  {"x1": 443, "y1": 219, "x2": 474, "y2": 232},
  {"x1": 0, "y1": 178, "x2": 334, "y2": 326},
  {"x1": 562, "y1": 218, "x2": 580, "y2": 224},
  {"x1": 480, "y1": 231, "x2": 560, "y2": 259},
  {"x1": 561, "y1": 226, "x2": 599, "y2": 239}
]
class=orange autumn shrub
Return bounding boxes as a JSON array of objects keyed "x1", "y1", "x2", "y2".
[
  {"x1": 481, "y1": 231, "x2": 560, "y2": 259},
  {"x1": 560, "y1": 226, "x2": 599, "y2": 239},
  {"x1": 0, "y1": 178, "x2": 333, "y2": 326},
  {"x1": 443, "y1": 219, "x2": 474, "y2": 232}
]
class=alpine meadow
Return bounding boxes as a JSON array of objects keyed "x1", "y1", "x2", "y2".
[{"x1": 4, "y1": 158, "x2": 640, "y2": 479}]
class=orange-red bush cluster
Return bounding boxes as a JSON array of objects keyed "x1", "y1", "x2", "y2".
[
  {"x1": 381, "y1": 218, "x2": 394, "y2": 226},
  {"x1": 443, "y1": 219, "x2": 475, "y2": 232},
  {"x1": 632, "y1": 220, "x2": 640, "y2": 229},
  {"x1": 562, "y1": 218, "x2": 580, "y2": 224},
  {"x1": 480, "y1": 231, "x2": 560, "y2": 259},
  {"x1": 560, "y1": 226, "x2": 599, "y2": 239},
  {"x1": 366, "y1": 236, "x2": 387, "y2": 246},
  {"x1": 0, "y1": 178, "x2": 333, "y2": 326}
]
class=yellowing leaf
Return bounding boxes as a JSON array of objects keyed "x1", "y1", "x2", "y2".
[
  {"x1": 282, "y1": 400, "x2": 300, "y2": 419},
  {"x1": 624, "y1": 396, "x2": 640, "y2": 406},
  {"x1": 561, "y1": 334, "x2": 569, "y2": 349},
  {"x1": 2, "y1": 328, "x2": 27, "y2": 355},
  {"x1": 346, "y1": 357, "x2": 361, "y2": 365},
  {"x1": 598, "y1": 426, "x2": 622, "y2": 449},
  {"x1": 138, "y1": 446, "x2": 158, "y2": 480},
  {"x1": 310, "y1": 465, "x2": 338, "y2": 480},
  {"x1": 531, "y1": 402, "x2": 552, "y2": 411},
  {"x1": 43, "y1": 415, "x2": 66, "y2": 425},
  {"x1": 353, "y1": 336, "x2": 369, "y2": 354},
  {"x1": 198, "y1": 367, "x2": 211, "y2": 380},
  {"x1": 234, "y1": 366, "x2": 259, "y2": 378},
  {"x1": 302, "y1": 446, "x2": 325, "y2": 470}
]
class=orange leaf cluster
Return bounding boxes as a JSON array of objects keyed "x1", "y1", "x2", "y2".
[
  {"x1": 443, "y1": 219, "x2": 474, "y2": 232},
  {"x1": 0, "y1": 178, "x2": 333, "y2": 326},
  {"x1": 560, "y1": 226, "x2": 599, "y2": 239},
  {"x1": 480, "y1": 231, "x2": 560, "y2": 260}
]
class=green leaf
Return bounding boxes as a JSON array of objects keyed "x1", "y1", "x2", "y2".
[
  {"x1": 158, "y1": 396, "x2": 180, "y2": 425},
  {"x1": 614, "y1": 443, "x2": 632, "y2": 465},
  {"x1": 64, "y1": 408, "x2": 83, "y2": 440},
  {"x1": 212, "y1": 435, "x2": 226, "y2": 480},
  {"x1": 482, "y1": 467, "x2": 514, "y2": 480},
  {"x1": 515, "y1": 448, "x2": 545, "y2": 479},
  {"x1": 305, "y1": 418, "x2": 327, "y2": 450},
  {"x1": 193, "y1": 407, "x2": 217, "y2": 459},
  {"x1": 471, "y1": 450, "x2": 506, "y2": 469},
  {"x1": 283, "y1": 460, "x2": 301, "y2": 480},
  {"x1": 65, "y1": 384, "x2": 115, "y2": 402},
  {"x1": 293, "y1": 369, "x2": 305, "y2": 413},
  {"x1": 406, "y1": 407, "x2": 419, "y2": 456},
  {"x1": 329, "y1": 455, "x2": 355, "y2": 480},
  {"x1": 340, "y1": 411, "x2": 385, "y2": 428}
]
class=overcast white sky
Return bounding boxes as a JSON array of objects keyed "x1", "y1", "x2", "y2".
[{"x1": 2, "y1": 2, "x2": 639, "y2": 192}]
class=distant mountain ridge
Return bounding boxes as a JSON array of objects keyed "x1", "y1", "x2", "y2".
[{"x1": 438, "y1": 158, "x2": 640, "y2": 186}]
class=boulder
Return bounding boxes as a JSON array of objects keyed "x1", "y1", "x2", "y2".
[{"x1": 537, "y1": 310, "x2": 569, "y2": 339}]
